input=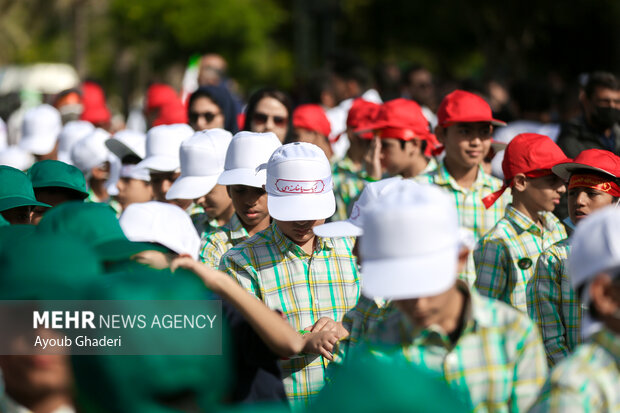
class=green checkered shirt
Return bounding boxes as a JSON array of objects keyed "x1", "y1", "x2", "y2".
[
  {"x1": 526, "y1": 239, "x2": 581, "y2": 366},
  {"x1": 192, "y1": 212, "x2": 223, "y2": 249},
  {"x1": 336, "y1": 283, "x2": 547, "y2": 413},
  {"x1": 337, "y1": 295, "x2": 390, "y2": 357},
  {"x1": 474, "y1": 205, "x2": 567, "y2": 312},
  {"x1": 220, "y1": 221, "x2": 360, "y2": 408},
  {"x1": 199, "y1": 213, "x2": 249, "y2": 268},
  {"x1": 86, "y1": 189, "x2": 121, "y2": 216},
  {"x1": 531, "y1": 328, "x2": 620, "y2": 412},
  {"x1": 416, "y1": 161, "x2": 510, "y2": 286},
  {"x1": 331, "y1": 156, "x2": 367, "y2": 221}
]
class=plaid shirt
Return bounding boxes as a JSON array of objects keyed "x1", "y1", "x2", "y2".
[
  {"x1": 220, "y1": 221, "x2": 360, "y2": 407},
  {"x1": 336, "y1": 283, "x2": 547, "y2": 413},
  {"x1": 192, "y1": 212, "x2": 223, "y2": 249},
  {"x1": 531, "y1": 328, "x2": 620, "y2": 412},
  {"x1": 199, "y1": 213, "x2": 249, "y2": 268},
  {"x1": 337, "y1": 294, "x2": 390, "y2": 357},
  {"x1": 331, "y1": 156, "x2": 367, "y2": 221},
  {"x1": 86, "y1": 189, "x2": 121, "y2": 216},
  {"x1": 474, "y1": 205, "x2": 567, "y2": 312},
  {"x1": 526, "y1": 239, "x2": 582, "y2": 366},
  {"x1": 416, "y1": 162, "x2": 510, "y2": 286}
]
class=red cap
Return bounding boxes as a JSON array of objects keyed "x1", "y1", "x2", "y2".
[
  {"x1": 482, "y1": 133, "x2": 569, "y2": 208},
  {"x1": 80, "y1": 81, "x2": 111, "y2": 124},
  {"x1": 293, "y1": 104, "x2": 331, "y2": 138},
  {"x1": 437, "y1": 90, "x2": 506, "y2": 128},
  {"x1": 145, "y1": 84, "x2": 180, "y2": 113},
  {"x1": 552, "y1": 149, "x2": 620, "y2": 180},
  {"x1": 347, "y1": 98, "x2": 380, "y2": 139},
  {"x1": 236, "y1": 113, "x2": 246, "y2": 131},
  {"x1": 152, "y1": 100, "x2": 188, "y2": 126}
]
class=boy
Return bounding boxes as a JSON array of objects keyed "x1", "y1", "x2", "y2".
[
  {"x1": 343, "y1": 183, "x2": 547, "y2": 412},
  {"x1": 292, "y1": 104, "x2": 333, "y2": 159},
  {"x1": 200, "y1": 131, "x2": 281, "y2": 268},
  {"x1": 416, "y1": 90, "x2": 510, "y2": 285},
  {"x1": 0, "y1": 165, "x2": 50, "y2": 224},
  {"x1": 164, "y1": 129, "x2": 233, "y2": 241},
  {"x1": 531, "y1": 207, "x2": 620, "y2": 412},
  {"x1": 474, "y1": 133, "x2": 568, "y2": 312},
  {"x1": 220, "y1": 142, "x2": 359, "y2": 408},
  {"x1": 527, "y1": 148, "x2": 620, "y2": 365}
]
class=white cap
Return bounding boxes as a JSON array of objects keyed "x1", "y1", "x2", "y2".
[
  {"x1": 360, "y1": 184, "x2": 459, "y2": 300},
  {"x1": 218, "y1": 131, "x2": 282, "y2": 188},
  {"x1": 70, "y1": 128, "x2": 112, "y2": 175},
  {"x1": 19, "y1": 104, "x2": 62, "y2": 155},
  {"x1": 165, "y1": 129, "x2": 233, "y2": 200},
  {"x1": 57, "y1": 120, "x2": 95, "y2": 164},
  {"x1": 106, "y1": 154, "x2": 121, "y2": 196},
  {"x1": 313, "y1": 177, "x2": 408, "y2": 237},
  {"x1": 0, "y1": 117, "x2": 7, "y2": 151},
  {"x1": 568, "y1": 206, "x2": 620, "y2": 293},
  {"x1": 119, "y1": 164, "x2": 151, "y2": 182},
  {"x1": 119, "y1": 201, "x2": 200, "y2": 260},
  {"x1": 137, "y1": 124, "x2": 194, "y2": 172},
  {"x1": 0, "y1": 146, "x2": 35, "y2": 171},
  {"x1": 106, "y1": 129, "x2": 147, "y2": 160},
  {"x1": 261, "y1": 142, "x2": 335, "y2": 221}
]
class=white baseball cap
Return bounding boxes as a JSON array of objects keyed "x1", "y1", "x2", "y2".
[
  {"x1": 119, "y1": 201, "x2": 201, "y2": 260},
  {"x1": 260, "y1": 142, "x2": 335, "y2": 221},
  {"x1": 137, "y1": 124, "x2": 194, "y2": 172},
  {"x1": 360, "y1": 183, "x2": 459, "y2": 300},
  {"x1": 165, "y1": 129, "x2": 233, "y2": 201},
  {"x1": 57, "y1": 120, "x2": 95, "y2": 164},
  {"x1": 568, "y1": 206, "x2": 620, "y2": 293},
  {"x1": 106, "y1": 129, "x2": 147, "y2": 160},
  {"x1": 70, "y1": 128, "x2": 112, "y2": 175},
  {"x1": 0, "y1": 146, "x2": 35, "y2": 171},
  {"x1": 119, "y1": 164, "x2": 151, "y2": 182},
  {"x1": 313, "y1": 177, "x2": 408, "y2": 237},
  {"x1": 19, "y1": 104, "x2": 63, "y2": 155},
  {"x1": 218, "y1": 131, "x2": 282, "y2": 188},
  {"x1": 106, "y1": 154, "x2": 121, "y2": 196}
]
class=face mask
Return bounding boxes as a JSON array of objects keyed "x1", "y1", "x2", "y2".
[{"x1": 590, "y1": 106, "x2": 620, "y2": 130}]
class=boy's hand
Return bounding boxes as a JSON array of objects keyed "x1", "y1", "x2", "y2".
[
  {"x1": 302, "y1": 331, "x2": 340, "y2": 360},
  {"x1": 364, "y1": 136, "x2": 383, "y2": 180},
  {"x1": 304, "y1": 317, "x2": 349, "y2": 339}
]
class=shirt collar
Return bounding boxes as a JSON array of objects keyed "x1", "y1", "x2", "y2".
[
  {"x1": 505, "y1": 204, "x2": 555, "y2": 235},
  {"x1": 226, "y1": 213, "x2": 250, "y2": 241},
  {"x1": 270, "y1": 221, "x2": 334, "y2": 257},
  {"x1": 593, "y1": 327, "x2": 620, "y2": 367},
  {"x1": 435, "y1": 161, "x2": 496, "y2": 193}
]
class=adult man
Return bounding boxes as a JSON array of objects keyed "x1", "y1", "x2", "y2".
[
  {"x1": 556, "y1": 71, "x2": 620, "y2": 158},
  {"x1": 220, "y1": 142, "x2": 359, "y2": 408}
]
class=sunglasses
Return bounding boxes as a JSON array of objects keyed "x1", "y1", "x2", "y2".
[
  {"x1": 189, "y1": 111, "x2": 221, "y2": 124},
  {"x1": 252, "y1": 112, "x2": 287, "y2": 127}
]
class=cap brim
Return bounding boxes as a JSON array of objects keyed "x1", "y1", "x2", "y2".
[
  {"x1": 268, "y1": 191, "x2": 335, "y2": 221},
  {"x1": 105, "y1": 139, "x2": 138, "y2": 160},
  {"x1": 361, "y1": 245, "x2": 458, "y2": 300},
  {"x1": 19, "y1": 136, "x2": 57, "y2": 155},
  {"x1": 165, "y1": 175, "x2": 219, "y2": 200},
  {"x1": 552, "y1": 162, "x2": 616, "y2": 181},
  {"x1": 137, "y1": 156, "x2": 179, "y2": 172},
  {"x1": 313, "y1": 220, "x2": 362, "y2": 237},
  {"x1": 0, "y1": 197, "x2": 51, "y2": 212},
  {"x1": 217, "y1": 169, "x2": 266, "y2": 188},
  {"x1": 440, "y1": 117, "x2": 506, "y2": 127},
  {"x1": 95, "y1": 239, "x2": 165, "y2": 262}
]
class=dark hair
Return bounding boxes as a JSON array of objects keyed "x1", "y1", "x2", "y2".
[
  {"x1": 584, "y1": 72, "x2": 619, "y2": 98},
  {"x1": 187, "y1": 85, "x2": 239, "y2": 133},
  {"x1": 242, "y1": 87, "x2": 293, "y2": 141},
  {"x1": 329, "y1": 54, "x2": 372, "y2": 91},
  {"x1": 34, "y1": 187, "x2": 86, "y2": 202},
  {"x1": 402, "y1": 64, "x2": 428, "y2": 86}
]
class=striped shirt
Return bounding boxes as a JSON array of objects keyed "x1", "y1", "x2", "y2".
[
  {"x1": 531, "y1": 328, "x2": 620, "y2": 412},
  {"x1": 526, "y1": 239, "x2": 582, "y2": 366},
  {"x1": 200, "y1": 213, "x2": 249, "y2": 268},
  {"x1": 331, "y1": 156, "x2": 367, "y2": 221},
  {"x1": 416, "y1": 162, "x2": 510, "y2": 286},
  {"x1": 220, "y1": 221, "x2": 360, "y2": 408},
  {"x1": 337, "y1": 283, "x2": 547, "y2": 413},
  {"x1": 474, "y1": 205, "x2": 567, "y2": 312}
]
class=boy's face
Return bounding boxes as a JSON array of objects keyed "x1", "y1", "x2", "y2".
[
  {"x1": 438, "y1": 122, "x2": 493, "y2": 171},
  {"x1": 196, "y1": 184, "x2": 232, "y2": 220},
  {"x1": 1, "y1": 206, "x2": 33, "y2": 225},
  {"x1": 393, "y1": 285, "x2": 459, "y2": 329},
  {"x1": 294, "y1": 128, "x2": 332, "y2": 159},
  {"x1": 150, "y1": 171, "x2": 180, "y2": 202},
  {"x1": 568, "y1": 184, "x2": 615, "y2": 224},
  {"x1": 228, "y1": 185, "x2": 269, "y2": 228},
  {"x1": 520, "y1": 174, "x2": 566, "y2": 212},
  {"x1": 276, "y1": 219, "x2": 325, "y2": 246},
  {"x1": 379, "y1": 138, "x2": 415, "y2": 176},
  {"x1": 116, "y1": 177, "x2": 153, "y2": 211}
]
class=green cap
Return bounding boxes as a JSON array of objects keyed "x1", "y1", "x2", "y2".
[
  {"x1": 0, "y1": 165, "x2": 51, "y2": 212},
  {"x1": 37, "y1": 201, "x2": 156, "y2": 262},
  {"x1": 27, "y1": 160, "x2": 89, "y2": 198},
  {"x1": 0, "y1": 214, "x2": 9, "y2": 227},
  {"x1": 0, "y1": 224, "x2": 36, "y2": 251},
  {"x1": 73, "y1": 267, "x2": 231, "y2": 412},
  {"x1": 0, "y1": 232, "x2": 102, "y2": 300},
  {"x1": 309, "y1": 350, "x2": 472, "y2": 412}
]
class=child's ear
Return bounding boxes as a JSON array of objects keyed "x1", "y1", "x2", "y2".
[
  {"x1": 512, "y1": 174, "x2": 527, "y2": 192},
  {"x1": 434, "y1": 126, "x2": 446, "y2": 144}
]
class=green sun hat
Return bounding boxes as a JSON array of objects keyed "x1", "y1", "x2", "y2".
[
  {"x1": 0, "y1": 232, "x2": 102, "y2": 300},
  {"x1": 27, "y1": 160, "x2": 89, "y2": 199},
  {"x1": 36, "y1": 201, "x2": 160, "y2": 262},
  {"x1": 0, "y1": 165, "x2": 51, "y2": 212}
]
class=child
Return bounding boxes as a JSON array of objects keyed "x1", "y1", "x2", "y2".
[
  {"x1": 475, "y1": 133, "x2": 568, "y2": 312},
  {"x1": 292, "y1": 104, "x2": 333, "y2": 159},
  {"x1": 0, "y1": 165, "x2": 50, "y2": 224},
  {"x1": 200, "y1": 131, "x2": 281, "y2": 268}
]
